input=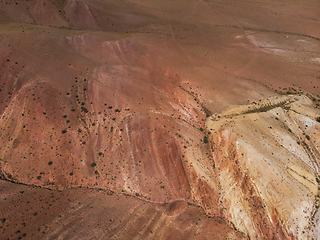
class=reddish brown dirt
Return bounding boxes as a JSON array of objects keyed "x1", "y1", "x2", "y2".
[
  {"x1": 0, "y1": 180, "x2": 246, "y2": 239},
  {"x1": 0, "y1": 0, "x2": 319, "y2": 238}
]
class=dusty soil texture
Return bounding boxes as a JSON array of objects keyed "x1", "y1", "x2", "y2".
[
  {"x1": 0, "y1": 180, "x2": 246, "y2": 239},
  {"x1": 0, "y1": 0, "x2": 319, "y2": 239}
]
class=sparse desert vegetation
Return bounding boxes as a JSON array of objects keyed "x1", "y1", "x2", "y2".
[{"x1": 0, "y1": 0, "x2": 319, "y2": 239}]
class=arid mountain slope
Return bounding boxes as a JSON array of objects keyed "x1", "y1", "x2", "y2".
[
  {"x1": 0, "y1": 0, "x2": 320, "y2": 239},
  {"x1": 207, "y1": 95, "x2": 320, "y2": 239},
  {"x1": 0, "y1": 180, "x2": 245, "y2": 239}
]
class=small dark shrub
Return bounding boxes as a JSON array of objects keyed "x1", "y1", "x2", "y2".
[{"x1": 81, "y1": 107, "x2": 88, "y2": 113}]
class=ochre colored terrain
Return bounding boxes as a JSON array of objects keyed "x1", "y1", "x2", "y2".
[
  {"x1": 0, "y1": 0, "x2": 320, "y2": 239},
  {"x1": 0, "y1": 180, "x2": 245, "y2": 239}
]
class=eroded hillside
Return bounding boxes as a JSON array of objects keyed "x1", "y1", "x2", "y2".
[
  {"x1": 207, "y1": 95, "x2": 320, "y2": 239},
  {"x1": 0, "y1": 0, "x2": 320, "y2": 239}
]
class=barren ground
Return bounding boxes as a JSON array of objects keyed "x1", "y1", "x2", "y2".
[{"x1": 0, "y1": 0, "x2": 320, "y2": 239}]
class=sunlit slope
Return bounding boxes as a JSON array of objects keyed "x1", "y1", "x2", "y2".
[
  {"x1": 0, "y1": 0, "x2": 319, "y2": 239},
  {"x1": 207, "y1": 95, "x2": 320, "y2": 239}
]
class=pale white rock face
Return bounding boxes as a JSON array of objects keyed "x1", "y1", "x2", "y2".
[{"x1": 206, "y1": 94, "x2": 320, "y2": 239}]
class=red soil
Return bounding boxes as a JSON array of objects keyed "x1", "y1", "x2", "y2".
[{"x1": 0, "y1": 0, "x2": 319, "y2": 238}]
